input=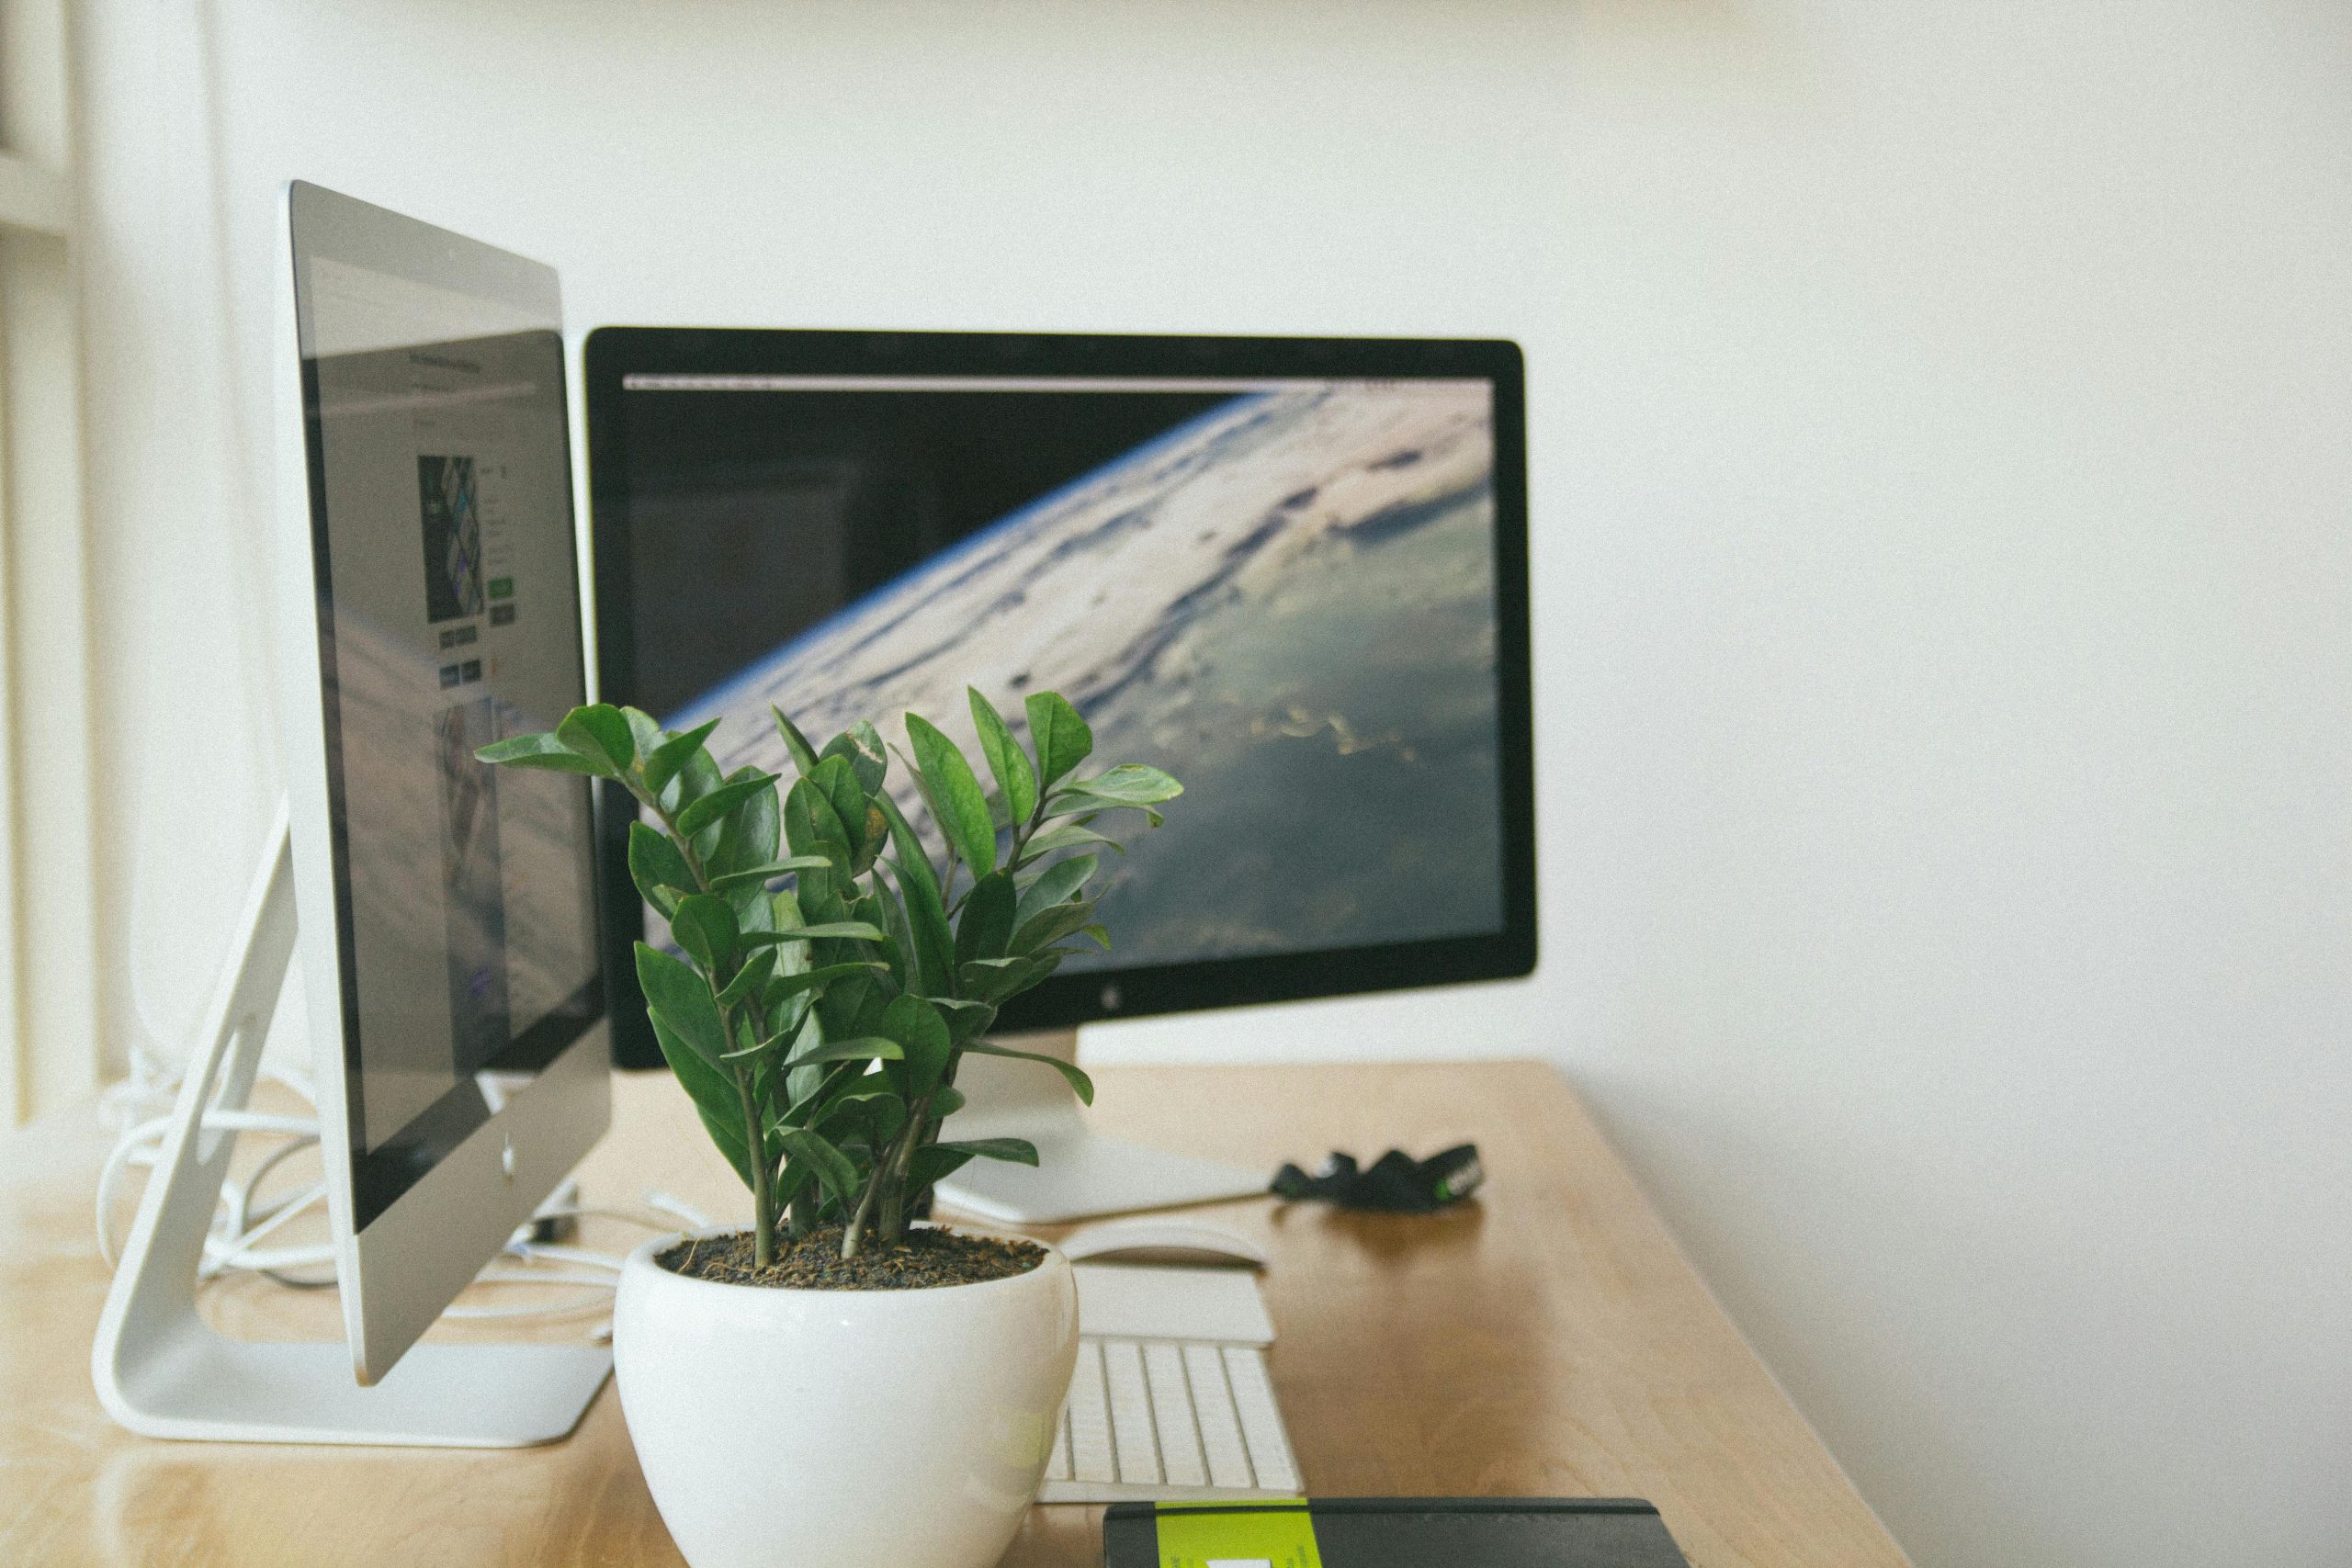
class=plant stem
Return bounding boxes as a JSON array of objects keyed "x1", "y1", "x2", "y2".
[
  {"x1": 735, "y1": 1063, "x2": 775, "y2": 1268},
  {"x1": 841, "y1": 1172, "x2": 881, "y2": 1260},
  {"x1": 874, "y1": 1095, "x2": 931, "y2": 1247}
]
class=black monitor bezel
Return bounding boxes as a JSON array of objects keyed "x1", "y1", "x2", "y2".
[{"x1": 582, "y1": 326, "x2": 1535, "y2": 1069}]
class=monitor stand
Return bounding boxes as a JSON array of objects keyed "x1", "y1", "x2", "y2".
[
  {"x1": 90, "y1": 804, "x2": 612, "y2": 1447},
  {"x1": 933, "y1": 1028, "x2": 1266, "y2": 1224}
]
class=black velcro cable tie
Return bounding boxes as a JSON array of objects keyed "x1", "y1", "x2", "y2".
[{"x1": 1269, "y1": 1143, "x2": 1484, "y2": 1212}]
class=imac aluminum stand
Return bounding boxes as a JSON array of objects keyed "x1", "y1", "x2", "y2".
[
  {"x1": 90, "y1": 806, "x2": 611, "y2": 1447},
  {"x1": 933, "y1": 1028, "x2": 1265, "y2": 1224}
]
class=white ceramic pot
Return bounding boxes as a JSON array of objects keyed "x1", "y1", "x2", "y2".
[{"x1": 612, "y1": 1227, "x2": 1078, "y2": 1568}]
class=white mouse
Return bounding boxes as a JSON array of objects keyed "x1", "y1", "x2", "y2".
[{"x1": 1056, "y1": 1216, "x2": 1270, "y2": 1269}]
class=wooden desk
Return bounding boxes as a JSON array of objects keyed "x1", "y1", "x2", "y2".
[{"x1": 0, "y1": 1061, "x2": 1907, "y2": 1567}]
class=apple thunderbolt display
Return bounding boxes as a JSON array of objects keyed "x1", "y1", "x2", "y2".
[{"x1": 583, "y1": 330, "x2": 1535, "y2": 1221}]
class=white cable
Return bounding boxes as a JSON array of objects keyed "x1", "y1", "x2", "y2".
[
  {"x1": 96, "y1": 1110, "x2": 322, "y2": 1267},
  {"x1": 92, "y1": 1065, "x2": 642, "y2": 1331},
  {"x1": 198, "y1": 1181, "x2": 326, "y2": 1278},
  {"x1": 220, "y1": 1134, "x2": 320, "y2": 1242},
  {"x1": 508, "y1": 1242, "x2": 624, "y2": 1272},
  {"x1": 642, "y1": 1189, "x2": 716, "y2": 1231},
  {"x1": 441, "y1": 1292, "x2": 613, "y2": 1322},
  {"x1": 531, "y1": 1203, "x2": 682, "y2": 1233}
]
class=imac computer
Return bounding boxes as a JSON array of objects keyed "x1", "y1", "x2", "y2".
[
  {"x1": 92, "y1": 183, "x2": 613, "y2": 1445},
  {"x1": 582, "y1": 329, "x2": 1535, "y2": 1222}
]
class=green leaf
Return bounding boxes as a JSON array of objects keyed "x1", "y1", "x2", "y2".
[
  {"x1": 1014, "y1": 821, "x2": 1125, "y2": 868},
  {"x1": 808, "y1": 755, "x2": 869, "y2": 857},
  {"x1": 1023, "y1": 692, "x2": 1093, "y2": 790},
  {"x1": 774, "y1": 1125, "x2": 860, "y2": 1204},
  {"x1": 908, "y1": 1143, "x2": 978, "y2": 1190},
  {"x1": 783, "y1": 776, "x2": 854, "y2": 874},
  {"x1": 716, "y1": 948, "x2": 775, "y2": 1008},
  {"x1": 648, "y1": 1010, "x2": 752, "y2": 1188},
  {"x1": 1051, "y1": 762, "x2": 1182, "y2": 807},
  {"x1": 1012, "y1": 897, "x2": 1098, "y2": 956},
  {"x1": 821, "y1": 1088, "x2": 906, "y2": 1152},
  {"x1": 880, "y1": 859, "x2": 953, "y2": 998},
  {"x1": 670, "y1": 895, "x2": 739, "y2": 976},
  {"x1": 961, "y1": 1038, "x2": 1096, "y2": 1104},
  {"x1": 875, "y1": 791, "x2": 942, "y2": 910},
  {"x1": 851, "y1": 802, "x2": 888, "y2": 877},
  {"x1": 968, "y1": 688, "x2": 1038, "y2": 826},
  {"x1": 1014, "y1": 853, "x2": 1097, "y2": 928},
  {"x1": 796, "y1": 856, "x2": 850, "y2": 926},
  {"x1": 635, "y1": 942, "x2": 726, "y2": 1064},
  {"x1": 820, "y1": 722, "x2": 888, "y2": 797},
  {"x1": 783, "y1": 1064, "x2": 889, "y2": 1126},
  {"x1": 474, "y1": 732, "x2": 605, "y2": 774},
  {"x1": 762, "y1": 960, "x2": 888, "y2": 1010},
  {"x1": 555, "y1": 705, "x2": 638, "y2": 775},
  {"x1": 782, "y1": 1032, "x2": 904, "y2": 1067},
  {"x1": 713, "y1": 769, "x2": 781, "y2": 879},
  {"x1": 622, "y1": 706, "x2": 666, "y2": 757},
  {"x1": 872, "y1": 877, "x2": 917, "y2": 990},
  {"x1": 628, "y1": 822, "x2": 696, "y2": 919},
  {"x1": 905, "y1": 714, "x2": 998, "y2": 878},
  {"x1": 718, "y1": 1013, "x2": 777, "y2": 1061},
  {"x1": 780, "y1": 1009, "x2": 831, "y2": 1108},
  {"x1": 731, "y1": 865, "x2": 780, "y2": 943},
  {"x1": 958, "y1": 953, "x2": 1058, "y2": 1004},
  {"x1": 1074, "y1": 923, "x2": 1111, "y2": 951},
  {"x1": 934, "y1": 1135, "x2": 1040, "y2": 1167},
  {"x1": 672, "y1": 746, "x2": 729, "y2": 860},
  {"x1": 675, "y1": 772, "x2": 779, "y2": 839},
  {"x1": 770, "y1": 885, "x2": 808, "y2": 953},
  {"x1": 708, "y1": 855, "x2": 836, "y2": 892},
  {"x1": 878, "y1": 993, "x2": 952, "y2": 1098},
  {"x1": 641, "y1": 718, "x2": 720, "y2": 798},
  {"x1": 771, "y1": 705, "x2": 821, "y2": 779},
  {"x1": 922, "y1": 994, "x2": 997, "y2": 1043},
  {"x1": 956, "y1": 871, "x2": 1017, "y2": 965},
  {"x1": 743, "y1": 920, "x2": 886, "y2": 945}
]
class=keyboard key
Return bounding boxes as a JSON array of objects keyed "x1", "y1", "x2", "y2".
[
  {"x1": 1145, "y1": 1343, "x2": 1208, "y2": 1485},
  {"x1": 1068, "y1": 1340, "x2": 1115, "y2": 1483},
  {"x1": 1184, "y1": 1343, "x2": 1254, "y2": 1488},
  {"x1": 1049, "y1": 1404, "x2": 1072, "y2": 1482},
  {"x1": 1103, "y1": 1339, "x2": 1161, "y2": 1483},
  {"x1": 1224, "y1": 1347, "x2": 1298, "y2": 1493}
]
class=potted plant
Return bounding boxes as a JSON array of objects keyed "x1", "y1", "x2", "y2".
[{"x1": 479, "y1": 689, "x2": 1180, "y2": 1568}]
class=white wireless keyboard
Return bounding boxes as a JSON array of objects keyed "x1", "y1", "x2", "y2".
[{"x1": 1038, "y1": 1336, "x2": 1301, "y2": 1503}]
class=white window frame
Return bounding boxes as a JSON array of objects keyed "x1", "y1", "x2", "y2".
[{"x1": 0, "y1": 0, "x2": 97, "y2": 1127}]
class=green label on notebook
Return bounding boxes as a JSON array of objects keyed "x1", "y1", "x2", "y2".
[{"x1": 1155, "y1": 1500, "x2": 1322, "y2": 1568}]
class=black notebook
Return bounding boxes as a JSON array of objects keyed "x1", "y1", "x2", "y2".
[{"x1": 1102, "y1": 1497, "x2": 1691, "y2": 1568}]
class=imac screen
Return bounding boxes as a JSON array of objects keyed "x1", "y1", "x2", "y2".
[
  {"x1": 611, "y1": 373, "x2": 1506, "y2": 973},
  {"x1": 300, "y1": 249, "x2": 600, "y2": 1220}
]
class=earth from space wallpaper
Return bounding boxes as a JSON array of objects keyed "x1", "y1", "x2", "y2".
[{"x1": 665, "y1": 380, "x2": 1505, "y2": 970}]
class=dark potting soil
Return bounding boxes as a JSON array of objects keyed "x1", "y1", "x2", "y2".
[{"x1": 657, "y1": 1226, "x2": 1046, "y2": 1291}]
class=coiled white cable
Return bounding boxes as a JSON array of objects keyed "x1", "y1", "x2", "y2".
[{"x1": 94, "y1": 1064, "x2": 713, "y2": 1327}]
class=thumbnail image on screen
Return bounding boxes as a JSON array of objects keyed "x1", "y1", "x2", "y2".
[
  {"x1": 419, "y1": 453, "x2": 486, "y2": 623},
  {"x1": 623, "y1": 377, "x2": 1505, "y2": 971},
  {"x1": 435, "y1": 695, "x2": 511, "y2": 1073}
]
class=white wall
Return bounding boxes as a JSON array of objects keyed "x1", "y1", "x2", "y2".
[{"x1": 71, "y1": 4, "x2": 2352, "y2": 1565}]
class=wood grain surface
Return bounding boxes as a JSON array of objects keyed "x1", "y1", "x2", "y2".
[{"x1": 0, "y1": 1060, "x2": 1908, "y2": 1567}]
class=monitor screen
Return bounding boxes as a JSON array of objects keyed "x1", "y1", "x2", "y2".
[
  {"x1": 294, "y1": 201, "x2": 603, "y2": 1226},
  {"x1": 587, "y1": 333, "x2": 1533, "y2": 1055}
]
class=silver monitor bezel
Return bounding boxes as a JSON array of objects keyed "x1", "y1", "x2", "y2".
[{"x1": 276, "y1": 181, "x2": 610, "y2": 1382}]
